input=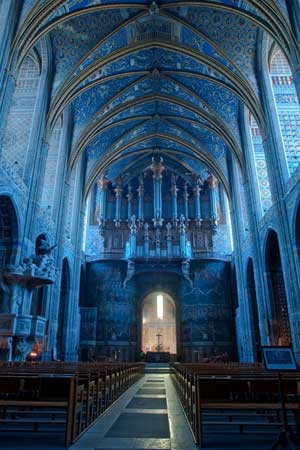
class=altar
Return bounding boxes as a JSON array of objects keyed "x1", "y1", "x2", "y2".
[{"x1": 145, "y1": 351, "x2": 170, "y2": 363}]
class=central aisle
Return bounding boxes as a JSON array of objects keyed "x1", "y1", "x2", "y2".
[{"x1": 70, "y1": 373, "x2": 197, "y2": 450}]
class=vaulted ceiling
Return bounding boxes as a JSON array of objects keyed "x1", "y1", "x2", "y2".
[{"x1": 13, "y1": 0, "x2": 297, "y2": 197}]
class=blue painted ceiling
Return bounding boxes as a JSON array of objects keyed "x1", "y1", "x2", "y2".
[{"x1": 16, "y1": 0, "x2": 291, "y2": 193}]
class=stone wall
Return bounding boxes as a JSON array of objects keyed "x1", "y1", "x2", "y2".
[{"x1": 79, "y1": 259, "x2": 235, "y2": 362}]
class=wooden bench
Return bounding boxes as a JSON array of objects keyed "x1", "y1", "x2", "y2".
[
  {"x1": 0, "y1": 374, "x2": 81, "y2": 446},
  {"x1": 172, "y1": 363, "x2": 300, "y2": 447},
  {"x1": 0, "y1": 362, "x2": 144, "y2": 446}
]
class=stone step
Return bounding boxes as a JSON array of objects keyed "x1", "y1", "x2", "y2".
[{"x1": 144, "y1": 364, "x2": 173, "y2": 374}]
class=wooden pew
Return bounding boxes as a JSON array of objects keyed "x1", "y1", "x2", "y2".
[
  {"x1": 0, "y1": 361, "x2": 144, "y2": 446},
  {"x1": 172, "y1": 363, "x2": 300, "y2": 447},
  {"x1": 0, "y1": 374, "x2": 81, "y2": 446}
]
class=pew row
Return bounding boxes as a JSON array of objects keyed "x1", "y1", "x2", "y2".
[
  {"x1": 0, "y1": 362, "x2": 144, "y2": 446},
  {"x1": 171, "y1": 363, "x2": 300, "y2": 447}
]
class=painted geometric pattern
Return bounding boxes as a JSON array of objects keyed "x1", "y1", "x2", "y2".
[
  {"x1": 66, "y1": 168, "x2": 77, "y2": 237},
  {"x1": 271, "y1": 49, "x2": 300, "y2": 176},
  {"x1": 41, "y1": 121, "x2": 62, "y2": 210},
  {"x1": 2, "y1": 114, "x2": 32, "y2": 180},
  {"x1": 1, "y1": 58, "x2": 39, "y2": 182},
  {"x1": 277, "y1": 110, "x2": 300, "y2": 174},
  {"x1": 173, "y1": 7, "x2": 259, "y2": 92},
  {"x1": 250, "y1": 116, "x2": 272, "y2": 213}
]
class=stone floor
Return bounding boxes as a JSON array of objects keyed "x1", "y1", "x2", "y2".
[
  {"x1": 70, "y1": 373, "x2": 196, "y2": 450},
  {"x1": 0, "y1": 372, "x2": 280, "y2": 450}
]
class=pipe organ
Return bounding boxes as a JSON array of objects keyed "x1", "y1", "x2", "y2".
[{"x1": 93, "y1": 160, "x2": 222, "y2": 260}]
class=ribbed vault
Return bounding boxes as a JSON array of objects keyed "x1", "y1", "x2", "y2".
[{"x1": 8, "y1": 0, "x2": 298, "y2": 199}]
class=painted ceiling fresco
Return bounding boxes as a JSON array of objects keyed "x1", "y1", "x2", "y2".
[{"x1": 14, "y1": 0, "x2": 292, "y2": 194}]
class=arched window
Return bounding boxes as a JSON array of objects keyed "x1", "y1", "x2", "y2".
[
  {"x1": 57, "y1": 258, "x2": 70, "y2": 360},
  {"x1": 265, "y1": 230, "x2": 291, "y2": 346},
  {"x1": 0, "y1": 196, "x2": 18, "y2": 267},
  {"x1": 270, "y1": 47, "x2": 300, "y2": 175},
  {"x1": 249, "y1": 114, "x2": 272, "y2": 213}
]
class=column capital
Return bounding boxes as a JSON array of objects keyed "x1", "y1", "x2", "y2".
[
  {"x1": 97, "y1": 174, "x2": 108, "y2": 190},
  {"x1": 127, "y1": 184, "x2": 133, "y2": 199},
  {"x1": 114, "y1": 186, "x2": 122, "y2": 197},
  {"x1": 150, "y1": 156, "x2": 165, "y2": 179},
  {"x1": 207, "y1": 173, "x2": 218, "y2": 190},
  {"x1": 193, "y1": 185, "x2": 202, "y2": 196},
  {"x1": 183, "y1": 183, "x2": 189, "y2": 200}
]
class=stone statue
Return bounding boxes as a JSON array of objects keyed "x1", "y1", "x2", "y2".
[
  {"x1": 144, "y1": 222, "x2": 150, "y2": 241},
  {"x1": 149, "y1": 1, "x2": 159, "y2": 15},
  {"x1": 15, "y1": 337, "x2": 33, "y2": 362},
  {"x1": 20, "y1": 238, "x2": 57, "y2": 283},
  {"x1": 129, "y1": 215, "x2": 137, "y2": 234},
  {"x1": 37, "y1": 239, "x2": 57, "y2": 255},
  {"x1": 166, "y1": 222, "x2": 172, "y2": 241},
  {"x1": 123, "y1": 260, "x2": 135, "y2": 287},
  {"x1": 155, "y1": 227, "x2": 161, "y2": 246},
  {"x1": 182, "y1": 259, "x2": 193, "y2": 287},
  {"x1": 179, "y1": 214, "x2": 186, "y2": 233}
]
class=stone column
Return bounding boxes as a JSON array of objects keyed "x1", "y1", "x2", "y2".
[
  {"x1": 179, "y1": 215, "x2": 187, "y2": 258},
  {"x1": 127, "y1": 184, "x2": 133, "y2": 221},
  {"x1": 193, "y1": 176, "x2": 202, "y2": 226},
  {"x1": 143, "y1": 222, "x2": 150, "y2": 258},
  {"x1": 228, "y1": 155, "x2": 254, "y2": 362},
  {"x1": 137, "y1": 175, "x2": 144, "y2": 222},
  {"x1": 114, "y1": 182, "x2": 122, "y2": 227},
  {"x1": 151, "y1": 156, "x2": 165, "y2": 227},
  {"x1": 97, "y1": 175, "x2": 108, "y2": 224},
  {"x1": 129, "y1": 215, "x2": 137, "y2": 258},
  {"x1": 207, "y1": 173, "x2": 219, "y2": 229},
  {"x1": 239, "y1": 107, "x2": 270, "y2": 347},
  {"x1": 183, "y1": 182, "x2": 189, "y2": 220},
  {"x1": 155, "y1": 227, "x2": 161, "y2": 258},
  {"x1": 166, "y1": 222, "x2": 172, "y2": 258},
  {"x1": 170, "y1": 174, "x2": 178, "y2": 222}
]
